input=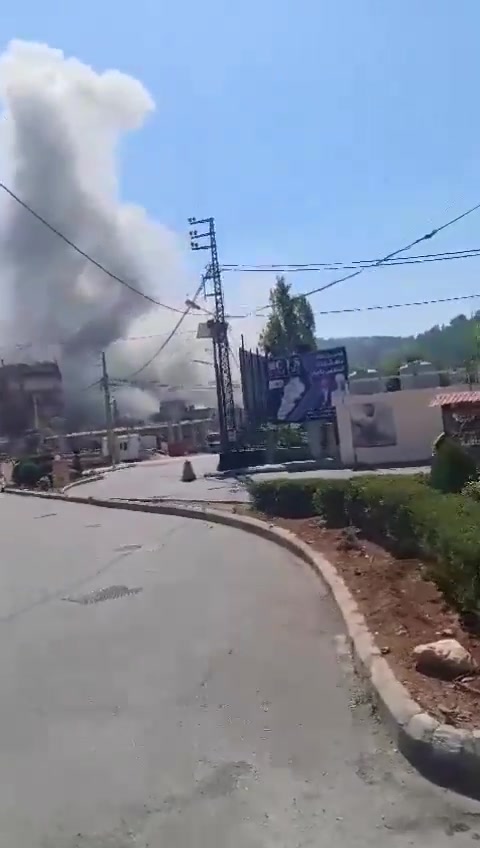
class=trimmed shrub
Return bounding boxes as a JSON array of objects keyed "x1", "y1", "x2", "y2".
[
  {"x1": 12, "y1": 460, "x2": 42, "y2": 488},
  {"x1": 312, "y1": 479, "x2": 349, "y2": 527},
  {"x1": 430, "y1": 436, "x2": 477, "y2": 493},
  {"x1": 343, "y1": 476, "x2": 420, "y2": 558},
  {"x1": 420, "y1": 494, "x2": 480, "y2": 612},
  {"x1": 462, "y1": 479, "x2": 480, "y2": 502},
  {"x1": 248, "y1": 478, "x2": 322, "y2": 517},
  {"x1": 11, "y1": 454, "x2": 53, "y2": 489},
  {"x1": 340, "y1": 476, "x2": 480, "y2": 610},
  {"x1": 250, "y1": 473, "x2": 480, "y2": 614}
]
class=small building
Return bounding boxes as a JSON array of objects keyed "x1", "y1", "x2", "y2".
[
  {"x1": 348, "y1": 368, "x2": 383, "y2": 395},
  {"x1": 399, "y1": 360, "x2": 440, "y2": 389},
  {"x1": 429, "y1": 390, "x2": 480, "y2": 456},
  {"x1": 158, "y1": 399, "x2": 189, "y2": 422},
  {"x1": 0, "y1": 361, "x2": 63, "y2": 437}
]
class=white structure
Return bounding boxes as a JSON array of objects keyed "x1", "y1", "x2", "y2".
[
  {"x1": 333, "y1": 384, "x2": 475, "y2": 467},
  {"x1": 101, "y1": 433, "x2": 157, "y2": 463},
  {"x1": 348, "y1": 368, "x2": 383, "y2": 395},
  {"x1": 399, "y1": 360, "x2": 440, "y2": 389}
]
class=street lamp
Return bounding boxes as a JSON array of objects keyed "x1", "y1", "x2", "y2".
[{"x1": 185, "y1": 299, "x2": 202, "y2": 311}]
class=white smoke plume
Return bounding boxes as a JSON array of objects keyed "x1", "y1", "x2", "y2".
[{"x1": 0, "y1": 40, "x2": 210, "y2": 428}]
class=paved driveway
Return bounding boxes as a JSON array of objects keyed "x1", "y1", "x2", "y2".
[
  {"x1": 74, "y1": 455, "x2": 428, "y2": 505},
  {"x1": 74, "y1": 454, "x2": 249, "y2": 503}
]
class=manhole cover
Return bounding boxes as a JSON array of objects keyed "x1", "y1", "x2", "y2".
[{"x1": 63, "y1": 585, "x2": 142, "y2": 605}]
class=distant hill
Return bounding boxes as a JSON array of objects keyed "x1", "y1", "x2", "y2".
[
  {"x1": 317, "y1": 311, "x2": 480, "y2": 374},
  {"x1": 317, "y1": 335, "x2": 412, "y2": 370}
]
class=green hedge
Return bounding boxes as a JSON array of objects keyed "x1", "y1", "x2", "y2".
[
  {"x1": 248, "y1": 478, "x2": 322, "y2": 518},
  {"x1": 249, "y1": 474, "x2": 480, "y2": 613}
]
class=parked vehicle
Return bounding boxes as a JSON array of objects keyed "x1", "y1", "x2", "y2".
[{"x1": 206, "y1": 432, "x2": 221, "y2": 453}]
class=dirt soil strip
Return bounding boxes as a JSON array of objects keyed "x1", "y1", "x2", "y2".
[
  {"x1": 266, "y1": 518, "x2": 480, "y2": 729},
  {"x1": 5, "y1": 486, "x2": 480, "y2": 800}
]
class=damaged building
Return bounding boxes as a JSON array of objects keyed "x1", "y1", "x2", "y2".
[{"x1": 0, "y1": 361, "x2": 64, "y2": 437}]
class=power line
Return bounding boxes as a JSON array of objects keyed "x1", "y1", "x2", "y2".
[
  {"x1": 109, "y1": 329, "x2": 198, "y2": 343},
  {"x1": 227, "y1": 328, "x2": 241, "y2": 369},
  {"x1": 0, "y1": 182, "x2": 191, "y2": 315},
  {"x1": 244, "y1": 200, "x2": 480, "y2": 310},
  {"x1": 116, "y1": 280, "x2": 205, "y2": 381},
  {"x1": 6, "y1": 328, "x2": 199, "y2": 352},
  {"x1": 301, "y1": 200, "x2": 480, "y2": 300},
  {"x1": 355, "y1": 247, "x2": 480, "y2": 263},
  {"x1": 223, "y1": 246, "x2": 480, "y2": 269},
  {"x1": 227, "y1": 290, "x2": 480, "y2": 323},
  {"x1": 15, "y1": 295, "x2": 205, "y2": 392},
  {"x1": 56, "y1": 291, "x2": 480, "y2": 393},
  {"x1": 312, "y1": 291, "x2": 480, "y2": 316},
  {"x1": 222, "y1": 247, "x2": 480, "y2": 273},
  {"x1": 83, "y1": 295, "x2": 201, "y2": 391}
]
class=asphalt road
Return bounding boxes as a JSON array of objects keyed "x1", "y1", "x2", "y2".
[
  {"x1": 1, "y1": 494, "x2": 479, "y2": 846},
  {"x1": 75, "y1": 454, "x2": 250, "y2": 503},
  {"x1": 74, "y1": 454, "x2": 428, "y2": 504}
]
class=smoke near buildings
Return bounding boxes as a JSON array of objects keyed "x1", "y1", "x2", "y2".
[{"x1": 0, "y1": 39, "x2": 208, "y2": 427}]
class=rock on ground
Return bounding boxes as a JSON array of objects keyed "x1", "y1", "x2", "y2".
[{"x1": 413, "y1": 638, "x2": 477, "y2": 680}]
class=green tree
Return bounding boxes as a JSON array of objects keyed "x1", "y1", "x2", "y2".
[{"x1": 259, "y1": 276, "x2": 316, "y2": 355}]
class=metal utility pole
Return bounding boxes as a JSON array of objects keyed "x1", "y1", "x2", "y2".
[
  {"x1": 188, "y1": 216, "x2": 236, "y2": 452},
  {"x1": 101, "y1": 351, "x2": 117, "y2": 466}
]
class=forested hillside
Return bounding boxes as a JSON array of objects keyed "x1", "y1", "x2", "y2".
[{"x1": 318, "y1": 312, "x2": 480, "y2": 373}]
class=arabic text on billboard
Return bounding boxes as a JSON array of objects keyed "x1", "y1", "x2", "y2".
[{"x1": 266, "y1": 347, "x2": 348, "y2": 423}]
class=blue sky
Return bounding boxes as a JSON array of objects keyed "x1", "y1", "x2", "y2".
[{"x1": 3, "y1": 0, "x2": 480, "y2": 341}]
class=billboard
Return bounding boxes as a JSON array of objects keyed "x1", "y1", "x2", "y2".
[
  {"x1": 266, "y1": 347, "x2": 348, "y2": 423},
  {"x1": 239, "y1": 346, "x2": 269, "y2": 427}
]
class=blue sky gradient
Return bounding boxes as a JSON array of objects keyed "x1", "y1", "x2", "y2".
[{"x1": 3, "y1": 0, "x2": 480, "y2": 340}]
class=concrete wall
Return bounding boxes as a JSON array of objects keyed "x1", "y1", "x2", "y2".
[
  {"x1": 305, "y1": 420, "x2": 339, "y2": 460},
  {"x1": 334, "y1": 384, "x2": 472, "y2": 466}
]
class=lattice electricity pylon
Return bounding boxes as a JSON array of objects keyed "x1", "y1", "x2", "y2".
[{"x1": 188, "y1": 216, "x2": 236, "y2": 450}]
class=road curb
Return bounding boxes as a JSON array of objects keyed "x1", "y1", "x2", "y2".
[
  {"x1": 61, "y1": 472, "x2": 107, "y2": 493},
  {"x1": 4, "y1": 486, "x2": 480, "y2": 799},
  {"x1": 60, "y1": 456, "x2": 178, "y2": 494},
  {"x1": 62, "y1": 455, "x2": 201, "y2": 493}
]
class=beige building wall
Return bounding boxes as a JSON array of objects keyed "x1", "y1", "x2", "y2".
[
  {"x1": 334, "y1": 384, "x2": 473, "y2": 466},
  {"x1": 305, "y1": 420, "x2": 339, "y2": 460}
]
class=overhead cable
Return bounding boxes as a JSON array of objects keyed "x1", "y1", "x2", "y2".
[
  {"x1": 0, "y1": 182, "x2": 192, "y2": 315},
  {"x1": 312, "y1": 291, "x2": 480, "y2": 316},
  {"x1": 241, "y1": 200, "x2": 480, "y2": 311}
]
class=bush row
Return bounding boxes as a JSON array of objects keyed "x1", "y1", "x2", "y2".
[{"x1": 249, "y1": 474, "x2": 480, "y2": 614}]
